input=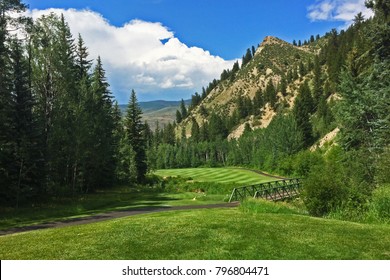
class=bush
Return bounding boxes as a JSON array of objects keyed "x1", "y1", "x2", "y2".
[
  {"x1": 240, "y1": 198, "x2": 304, "y2": 215},
  {"x1": 376, "y1": 146, "x2": 390, "y2": 184},
  {"x1": 293, "y1": 150, "x2": 324, "y2": 177},
  {"x1": 369, "y1": 185, "x2": 390, "y2": 221},
  {"x1": 303, "y1": 162, "x2": 349, "y2": 217}
]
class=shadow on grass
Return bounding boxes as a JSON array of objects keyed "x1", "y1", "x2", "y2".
[{"x1": 0, "y1": 190, "x2": 194, "y2": 232}]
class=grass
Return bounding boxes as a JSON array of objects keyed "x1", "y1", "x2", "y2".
[
  {"x1": 2, "y1": 167, "x2": 266, "y2": 231},
  {"x1": 155, "y1": 167, "x2": 275, "y2": 185},
  {"x1": 3, "y1": 169, "x2": 388, "y2": 260},
  {"x1": 0, "y1": 188, "x2": 225, "y2": 231},
  {"x1": 1, "y1": 204, "x2": 390, "y2": 260}
]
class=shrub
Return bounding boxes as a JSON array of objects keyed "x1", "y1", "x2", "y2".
[
  {"x1": 293, "y1": 150, "x2": 324, "y2": 177},
  {"x1": 370, "y1": 185, "x2": 390, "y2": 221},
  {"x1": 240, "y1": 198, "x2": 303, "y2": 215},
  {"x1": 303, "y1": 162, "x2": 349, "y2": 217}
]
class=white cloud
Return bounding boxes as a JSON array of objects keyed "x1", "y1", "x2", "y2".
[
  {"x1": 27, "y1": 8, "x2": 235, "y2": 103},
  {"x1": 308, "y1": 0, "x2": 374, "y2": 27}
]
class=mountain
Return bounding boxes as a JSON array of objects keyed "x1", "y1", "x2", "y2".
[
  {"x1": 119, "y1": 99, "x2": 191, "y2": 130},
  {"x1": 178, "y1": 35, "x2": 324, "y2": 139}
]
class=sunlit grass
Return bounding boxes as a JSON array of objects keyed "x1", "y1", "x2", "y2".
[
  {"x1": 155, "y1": 167, "x2": 275, "y2": 185},
  {"x1": 1, "y1": 206, "x2": 389, "y2": 260}
]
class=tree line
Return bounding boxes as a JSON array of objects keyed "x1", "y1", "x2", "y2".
[{"x1": 0, "y1": 1, "x2": 146, "y2": 207}]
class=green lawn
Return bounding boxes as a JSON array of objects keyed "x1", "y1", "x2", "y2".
[
  {"x1": 155, "y1": 167, "x2": 276, "y2": 185},
  {"x1": 1, "y1": 204, "x2": 389, "y2": 260},
  {"x1": 0, "y1": 190, "x2": 224, "y2": 231}
]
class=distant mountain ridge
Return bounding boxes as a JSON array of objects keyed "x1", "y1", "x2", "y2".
[
  {"x1": 119, "y1": 99, "x2": 190, "y2": 113},
  {"x1": 119, "y1": 99, "x2": 191, "y2": 130}
]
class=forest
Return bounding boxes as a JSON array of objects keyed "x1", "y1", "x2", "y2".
[
  {"x1": 0, "y1": 0, "x2": 389, "y2": 222},
  {"x1": 0, "y1": 1, "x2": 147, "y2": 207}
]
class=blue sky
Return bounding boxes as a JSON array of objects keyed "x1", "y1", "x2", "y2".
[{"x1": 24, "y1": 0, "x2": 372, "y2": 103}]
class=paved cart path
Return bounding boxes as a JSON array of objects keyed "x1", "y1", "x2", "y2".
[{"x1": 0, "y1": 202, "x2": 239, "y2": 236}]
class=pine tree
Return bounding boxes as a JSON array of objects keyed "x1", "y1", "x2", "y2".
[
  {"x1": 280, "y1": 77, "x2": 287, "y2": 96},
  {"x1": 265, "y1": 80, "x2": 277, "y2": 108},
  {"x1": 251, "y1": 46, "x2": 256, "y2": 57},
  {"x1": 9, "y1": 38, "x2": 42, "y2": 206},
  {"x1": 124, "y1": 90, "x2": 147, "y2": 182},
  {"x1": 293, "y1": 81, "x2": 314, "y2": 147},
  {"x1": 299, "y1": 60, "x2": 306, "y2": 78},
  {"x1": 242, "y1": 48, "x2": 253, "y2": 66},
  {"x1": 162, "y1": 123, "x2": 175, "y2": 145},
  {"x1": 0, "y1": 0, "x2": 29, "y2": 204},
  {"x1": 175, "y1": 109, "x2": 182, "y2": 123},
  {"x1": 312, "y1": 55, "x2": 323, "y2": 106},
  {"x1": 180, "y1": 98, "x2": 187, "y2": 119},
  {"x1": 190, "y1": 118, "x2": 200, "y2": 143},
  {"x1": 75, "y1": 34, "x2": 92, "y2": 81},
  {"x1": 253, "y1": 89, "x2": 264, "y2": 115}
]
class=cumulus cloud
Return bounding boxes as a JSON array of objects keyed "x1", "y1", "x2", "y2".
[
  {"x1": 308, "y1": 0, "x2": 374, "y2": 26},
  {"x1": 27, "y1": 8, "x2": 235, "y2": 102}
]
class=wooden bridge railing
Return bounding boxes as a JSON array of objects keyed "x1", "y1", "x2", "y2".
[{"x1": 228, "y1": 178, "x2": 301, "y2": 202}]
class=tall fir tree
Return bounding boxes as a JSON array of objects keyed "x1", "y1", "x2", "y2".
[
  {"x1": 124, "y1": 90, "x2": 147, "y2": 182},
  {"x1": 293, "y1": 81, "x2": 314, "y2": 147},
  {"x1": 180, "y1": 98, "x2": 187, "y2": 119},
  {"x1": 9, "y1": 38, "x2": 42, "y2": 206}
]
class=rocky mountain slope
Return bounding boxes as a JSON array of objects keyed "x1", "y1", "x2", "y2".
[{"x1": 178, "y1": 35, "x2": 325, "y2": 139}]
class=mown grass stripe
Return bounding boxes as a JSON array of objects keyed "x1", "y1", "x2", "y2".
[{"x1": 155, "y1": 168, "x2": 274, "y2": 185}]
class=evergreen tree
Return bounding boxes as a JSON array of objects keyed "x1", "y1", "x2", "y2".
[
  {"x1": 201, "y1": 87, "x2": 207, "y2": 99},
  {"x1": 8, "y1": 38, "x2": 42, "y2": 206},
  {"x1": 190, "y1": 118, "x2": 200, "y2": 143},
  {"x1": 199, "y1": 121, "x2": 209, "y2": 142},
  {"x1": 75, "y1": 33, "x2": 92, "y2": 81},
  {"x1": 124, "y1": 90, "x2": 147, "y2": 182},
  {"x1": 265, "y1": 80, "x2": 277, "y2": 108},
  {"x1": 251, "y1": 45, "x2": 256, "y2": 57},
  {"x1": 280, "y1": 77, "x2": 287, "y2": 96},
  {"x1": 299, "y1": 60, "x2": 306, "y2": 78},
  {"x1": 175, "y1": 109, "x2": 182, "y2": 123},
  {"x1": 253, "y1": 89, "x2": 264, "y2": 115},
  {"x1": 162, "y1": 123, "x2": 175, "y2": 145},
  {"x1": 293, "y1": 81, "x2": 314, "y2": 147},
  {"x1": 82, "y1": 56, "x2": 117, "y2": 190},
  {"x1": 208, "y1": 113, "x2": 228, "y2": 141},
  {"x1": 180, "y1": 98, "x2": 187, "y2": 119},
  {"x1": 312, "y1": 55, "x2": 323, "y2": 106},
  {"x1": 0, "y1": 0, "x2": 31, "y2": 204},
  {"x1": 242, "y1": 48, "x2": 253, "y2": 66}
]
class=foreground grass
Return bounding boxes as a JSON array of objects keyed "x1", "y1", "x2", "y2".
[
  {"x1": 1, "y1": 206, "x2": 389, "y2": 260},
  {"x1": 155, "y1": 167, "x2": 275, "y2": 185}
]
